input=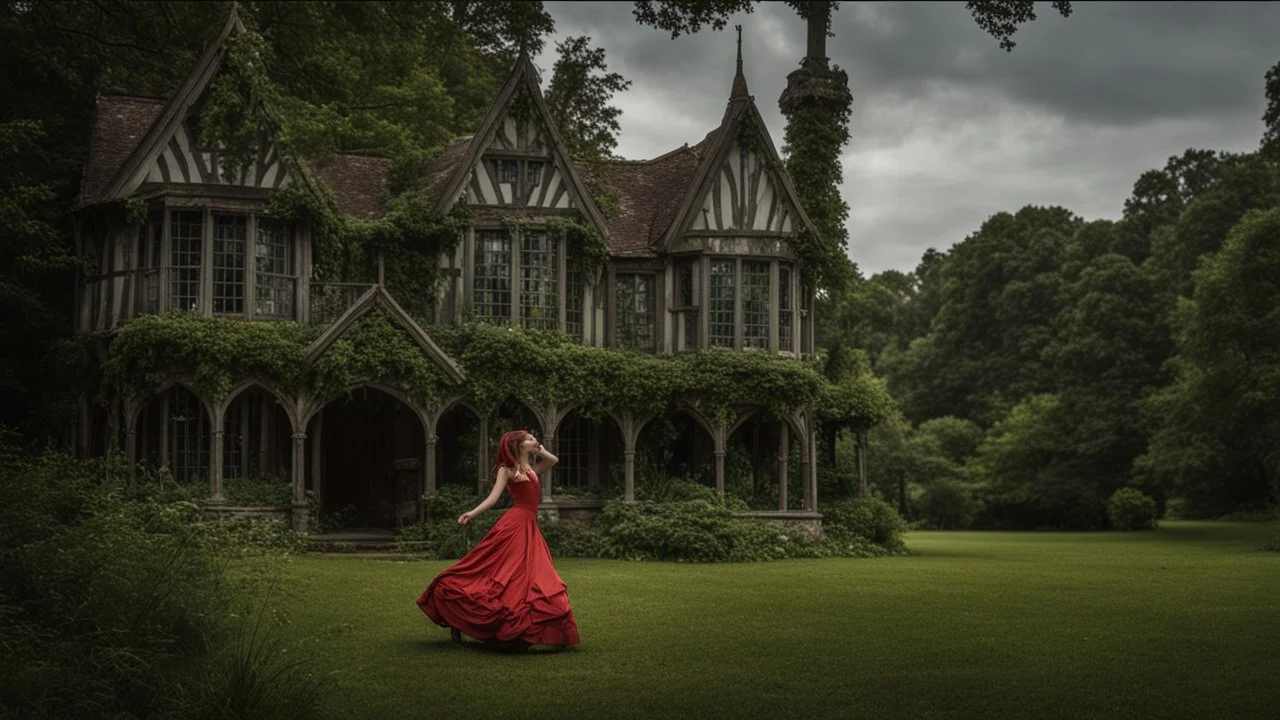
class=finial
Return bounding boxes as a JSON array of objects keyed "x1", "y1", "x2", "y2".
[
  {"x1": 730, "y1": 25, "x2": 748, "y2": 100},
  {"x1": 736, "y1": 25, "x2": 743, "y2": 74}
]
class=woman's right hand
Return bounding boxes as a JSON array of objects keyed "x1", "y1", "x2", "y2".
[{"x1": 458, "y1": 511, "x2": 474, "y2": 526}]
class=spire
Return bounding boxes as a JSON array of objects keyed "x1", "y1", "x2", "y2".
[{"x1": 730, "y1": 24, "x2": 749, "y2": 101}]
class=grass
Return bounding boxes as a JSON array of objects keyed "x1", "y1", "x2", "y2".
[{"x1": 267, "y1": 521, "x2": 1280, "y2": 720}]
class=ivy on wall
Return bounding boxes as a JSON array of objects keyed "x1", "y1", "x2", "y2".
[{"x1": 102, "y1": 313, "x2": 892, "y2": 429}]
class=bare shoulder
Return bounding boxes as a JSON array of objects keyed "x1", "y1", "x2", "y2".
[{"x1": 500, "y1": 465, "x2": 528, "y2": 483}]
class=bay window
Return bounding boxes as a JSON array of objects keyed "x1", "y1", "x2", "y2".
[{"x1": 615, "y1": 274, "x2": 655, "y2": 352}]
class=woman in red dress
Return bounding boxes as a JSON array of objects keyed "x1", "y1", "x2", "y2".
[{"x1": 416, "y1": 430, "x2": 580, "y2": 650}]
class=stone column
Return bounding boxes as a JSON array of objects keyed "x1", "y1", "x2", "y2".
[
  {"x1": 800, "y1": 418, "x2": 813, "y2": 512},
  {"x1": 809, "y1": 423, "x2": 819, "y2": 512},
  {"x1": 713, "y1": 423, "x2": 727, "y2": 497},
  {"x1": 210, "y1": 428, "x2": 225, "y2": 503},
  {"x1": 425, "y1": 432, "x2": 438, "y2": 497},
  {"x1": 778, "y1": 421, "x2": 789, "y2": 511},
  {"x1": 291, "y1": 431, "x2": 308, "y2": 532},
  {"x1": 124, "y1": 398, "x2": 139, "y2": 481}
]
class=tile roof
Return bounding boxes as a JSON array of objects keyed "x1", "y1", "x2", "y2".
[
  {"x1": 309, "y1": 154, "x2": 390, "y2": 220},
  {"x1": 423, "y1": 135, "x2": 473, "y2": 210},
  {"x1": 78, "y1": 95, "x2": 166, "y2": 206},
  {"x1": 79, "y1": 94, "x2": 388, "y2": 218},
  {"x1": 598, "y1": 131, "x2": 717, "y2": 256}
]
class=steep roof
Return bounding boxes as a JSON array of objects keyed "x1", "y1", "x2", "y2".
[
  {"x1": 78, "y1": 95, "x2": 166, "y2": 206},
  {"x1": 597, "y1": 135, "x2": 713, "y2": 256},
  {"x1": 309, "y1": 154, "x2": 390, "y2": 220},
  {"x1": 78, "y1": 93, "x2": 389, "y2": 218}
]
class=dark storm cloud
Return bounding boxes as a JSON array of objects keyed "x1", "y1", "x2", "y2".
[
  {"x1": 538, "y1": 1, "x2": 1280, "y2": 274},
  {"x1": 836, "y1": 1, "x2": 1276, "y2": 126}
]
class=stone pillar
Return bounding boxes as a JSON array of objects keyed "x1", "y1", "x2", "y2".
[
  {"x1": 624, "y1": 449, "x2": 637, "y2": 502},
  {"x1": 425, "y1": 432, "x2": 438, "y2": 497},
  {"x1": 714, "y1": 423, "x2": 728, "y2": 497},
  {"x1": 291, "y1": 431, "x2": 308, "y2": 532},
  {"x1": 778, "y1": 421, "x2": 789, "y2": 511},
  {"x1": 125, "y1": 398, "x2": 139, "y2": 481},
  {"x1": 210, "y1": 428, "x2": 225, "y2": 502},
  {"x1": 801, "y1": 420, "x2": 813, "y2": 512}
]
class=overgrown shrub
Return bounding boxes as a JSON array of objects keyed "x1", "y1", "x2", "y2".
[
  {"x1": 920, "y1": 479, "x2": 978, "y2": 530},
  {"x1": 0, "y1": 439, "x2": 325, "y2": 719},
  {"x1": 540, "y1": 518, "x2": 606, "y2": 558},
  {"x1": 1264, "y1": 526, "x2": 1280, "y2": 552},
  {"x1": 395, "y1": 485, "x2": 499, "y2": 558},
  {"x1": 821, "y1": 495, "x2": 908, "y2": 551},
  {"x1": 1107, "y1": 488, "x2": 1158, "y2": 530}
]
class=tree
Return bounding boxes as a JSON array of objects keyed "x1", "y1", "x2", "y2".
[
  {"x1": 545, "y1": 36, "x2": 632, "y2": 162},
  {"x1": 1137, "y1": 208, "x2": 1280, "y2": 516},
  {"x1": 633, "y1": 1, "x2": 1072, "y2": 51},
  {"x1": 1262, "y1": 59, "x2": 1280, "y2": 160}
]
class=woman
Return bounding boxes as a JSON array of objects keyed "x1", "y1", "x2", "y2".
[{"x1": 416, "y1": 430, "x2": 580, "y2": 650}]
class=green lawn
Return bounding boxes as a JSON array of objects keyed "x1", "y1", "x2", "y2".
[{"x1": 270, "y1": 521, "x2": 1279, "y2": 720}]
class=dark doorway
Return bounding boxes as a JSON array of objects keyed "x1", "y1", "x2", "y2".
[{"x1": 318, "y1": 387, "x2": 423, "y2": 529}]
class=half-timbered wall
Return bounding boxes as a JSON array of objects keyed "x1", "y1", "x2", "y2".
[
  {"x1": 690, "y1": 138, "x2": 796, "y2": 234},
  {"x1": 138, "y1": 121, "x2": 292, "y2": 191},
  {"x1": 464, "y1": 115, "x2": 578, "y2": 210}
]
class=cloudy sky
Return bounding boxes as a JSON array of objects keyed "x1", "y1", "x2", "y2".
[{"x1": 533, "y1": 1, "x2": 1279, "y2": 276}]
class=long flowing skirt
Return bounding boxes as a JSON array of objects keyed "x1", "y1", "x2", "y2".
[{"x1": 416, "y1": 507, "x2": 580, "y2": 646}]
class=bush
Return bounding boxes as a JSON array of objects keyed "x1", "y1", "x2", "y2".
[
  {"x1": 822, "y1": 495, "x2": 908, "y2": 552},
  {"x1": 1108, "y1": 488, "x2": 1158, "y2": 530},
  {"x1": 0, "y1": 440, "x2": 326, "y2": 719},
  {"x1": 540, "y1": 519, "x2": 606, "y2": 558},
  {"x1": 920, "y1": 479, "x2": 978, "y2": 530}
]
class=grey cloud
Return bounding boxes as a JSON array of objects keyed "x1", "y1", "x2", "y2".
[{"x1": 536, "y1": 1, "x2": 1280, "y2": 274}]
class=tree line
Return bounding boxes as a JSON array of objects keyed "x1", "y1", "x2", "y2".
[{"x1": 821, "y1": 69, "x2": 1280, "y2": 527}]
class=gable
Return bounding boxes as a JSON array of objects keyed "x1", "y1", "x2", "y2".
[
  {"x1": 90, "y1": 8, "x2": 314, "y2": 208},
  {"x1": 430, "y1": 56, "x2": 610, "y2": 240},
  {"x1": 138, "y1": 117, "x2": 293, "y2": 191},
  {"x1": 689, "y1": 135, "x2": 797, "y2": 235},
  {"x1": 463, "y1": 106, "x2": 581, "y2": 211}
]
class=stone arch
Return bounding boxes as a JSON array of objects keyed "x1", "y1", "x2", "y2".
[
  {"x1": 554, "y1": 407, "x2": 626, "y2": 496},
  {"x1": 133, "y1": 381, "x2": 213, "y2": 485},
  {"x1": 434, "y1": 397, "x2": 485, "y2": 492},
  {"x1": 220, "y1": 378, "x2": 300, "y2": 431}
]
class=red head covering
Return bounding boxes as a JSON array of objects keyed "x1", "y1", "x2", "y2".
[{"x1": 493, "y1": 429, "x2": 530, "y2": 475}]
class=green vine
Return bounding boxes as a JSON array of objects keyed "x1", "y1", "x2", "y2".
[
  {"x1": 121, "y1": 196, "x2": 149, "y2": 226},
  {"x1": 199, "y1": 29, "x2": 282, "y2": 184},
  {"x1": 780, "y1": 64, "x2": 854, "y2": 293},
  {"x1": 102, "y1": 314, "x2": 888, "y2": 429}
]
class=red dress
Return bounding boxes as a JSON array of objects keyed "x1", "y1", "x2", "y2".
[{"x1": 416, "y1": 469, "x2": 580, "y2": 646}]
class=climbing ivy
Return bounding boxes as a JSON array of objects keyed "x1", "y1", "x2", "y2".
[
  {"x1": 102, "y1": 313, "x2": 888, "y2": 429},
  {"x1": 199, "y1": 29, "x2": 283, "y2": 184},
  {"x1": 780, "y1": 64, "x2": 854, "y2": 294}
]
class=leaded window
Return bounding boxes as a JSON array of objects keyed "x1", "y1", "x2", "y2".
[
  {"x1": 709, "y1": 260, "x2": 736, "y2": 348},
  {"x1": 496, "y1": 160, "x2": 518, "y2": 184},
  {"x1": 255, "y1": 220, "x2": 294, "y2": 318},
  {"x1": 212, "y1": 214, "x2": 247, "y2": 314},
  {"x1": 520, "y1": 231, "x2": 558, "y2": 329},
  {"x1": 742, "y1": 260, "x2": 770, "y2": 350},
  {"x1": 677, "y1": 262, "x2": 695, "y2": 307},
  {"x1": 565, "y1": 266, "x2": 584, "y2": 339},
  {"x1": 170, "y1": 211, "x2": 203, "y2": 312},
  {"x1": 616, "y1": 274, "x2": 655, "y2": 352},
  {"x1": 474, "y1": 230, "x2": 512, "y2": 323},
  {"x1": 527, "y1": 162, "x2": 544, "y2": 186},
  {"x1": 779, "y1": 265, "x2": 794, "y2": 352}
]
